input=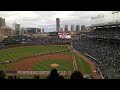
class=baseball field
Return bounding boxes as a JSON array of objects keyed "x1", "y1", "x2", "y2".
[{"x1": 0, "y1": 45, "x2": 94, "y2": 79}]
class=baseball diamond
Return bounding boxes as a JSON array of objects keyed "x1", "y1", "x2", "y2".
[{"x1": 0, "y1": 44, "x2": 100, "y2": 79}]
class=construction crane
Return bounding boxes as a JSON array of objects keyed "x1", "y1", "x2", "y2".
[{"x1": 112, "y1": 11, "x2": 120, "y2": 22}]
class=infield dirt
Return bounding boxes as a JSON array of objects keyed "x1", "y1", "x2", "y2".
[{"x1": 8, "y1": 54, "x2": 73, "y2": 71}]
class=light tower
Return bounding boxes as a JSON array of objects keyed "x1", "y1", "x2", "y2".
[
  {"x1": 112, "y1": 11, "x2": 116, "y2": 22},
  {"x1": 112, "y1": 11, "x2": 120, "y2": 22}
]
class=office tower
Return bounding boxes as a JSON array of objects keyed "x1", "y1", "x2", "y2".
[
  {"x1": 56, "y1": 18, "x2": 60, "y2": 32},
  {"x1": 81, "y1": 25, "x2": 85, "y2": 31},
  {"x1": 42, "y1": 28, "x2": 44, "y2": 33},
  {"x1": 64, "y1": 25, "x2": 68, "y2": 32},
  {"x1": 21, "y1": 27, "x2": 24, "y2": 35},
  {"x1": 0, "y1": 17, "x2": 5, "y2": 28},
  {"x1": 13, "y1": 23, "x2": 20, "y2": 35},
  {"x1": 71, "y1": 25, "x2": 74, "y2": 31},
  {"x1": 37, "y1": 28, "x2": 41, "y2": 33},
  {"x1": 60, "y1": 28, "x2": 63, "y2": 32},
  {"x1": 76, "y1": 25, "x2": 80, "y2": 32}
]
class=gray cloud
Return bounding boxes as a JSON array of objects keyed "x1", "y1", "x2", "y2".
[{"x1": 0, "y1": 11, "x2": 116, "y2": 32}]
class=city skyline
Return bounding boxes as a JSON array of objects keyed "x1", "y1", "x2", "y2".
[{"x1": 0, "y1": 11, "x2": 118, "y2": 32}]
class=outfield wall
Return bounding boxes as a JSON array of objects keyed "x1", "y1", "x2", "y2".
[{"x1": 0, "y1": 43, "x2": 71, "y2": 50}]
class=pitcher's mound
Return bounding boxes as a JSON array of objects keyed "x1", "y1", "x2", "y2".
[{"x1": 51, "y1": 63, "x2": 59, "y2": 67}]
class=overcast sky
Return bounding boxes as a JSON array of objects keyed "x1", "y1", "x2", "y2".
[{"x1": 0, "y1": 11, "x2": 117, "y2": 32}]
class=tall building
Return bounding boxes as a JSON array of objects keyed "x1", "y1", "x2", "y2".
[
  {"x1": 20, "y1": 27, "x2": 24, "y2": 35},
  {"x1": 37, "y1": 28, "x2": 41, "y2": 33},
  {"x1": 0, "y1": 17, "x2": 5, "y2": 28},
  {"x1": 56, "y1": 18, "x2": 60, "y2": 32},
  {"x1": 60, "y1": 28, "x2": 63, "y2": 32},
  {"x1": 64, "y1": 25, "x2": 68, "y2": 32},
  {"x1": 42, "y1": 28, "x2": 44, "y2": 33},
  {"x1": 76, "y1": 25, "x2": 80, "y2": 32},
  {"x1": 71, "y1": 25, "x2": 74, "y2": 31},
  {"x1": 81, "y1": 25, "x2": 85, "y2": 31},
  {"x1": 13, "y1": 23, "x2": 20, "y2": 36}
]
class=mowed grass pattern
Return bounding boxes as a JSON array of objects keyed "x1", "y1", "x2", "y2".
[
  {"x1": 58, "y1": 50, "x2": 93, "y2": 76},
  {"x1": 0, "y1": 45, "x2": 67, "y2": 62},
  {"x1": 32, "y1": 59, "x2": 73, "y2": 71},
  {"x1": 75, "y1": 54, "x2": 92, "y2": 76},
  {"x1": 0, "y1": 45, "x2": 93, "y2": 78}
]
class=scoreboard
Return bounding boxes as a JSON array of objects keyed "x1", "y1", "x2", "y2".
[{"x1": 58, "y1": 32, "x2": 71, "y2": 39}]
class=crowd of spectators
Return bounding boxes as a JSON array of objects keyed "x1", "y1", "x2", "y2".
[
  {"x1": 1, "y1": 30, "x2": 120, "y2": 79},
  {"x1": 0, "y1": 69, "x2": 86, "y2": 79},
  {"x1": 0, "y1": 36, "x2": 71, "y2": 50},
  {"x1": 72, "y1": 37, "x2": 120, "y2": 79},
  {"x1": 0, "y1": 35, "x2": 71, "y2": 45},
  {"x1": 21, "y1": 36, "x2": 71, "y2": 45},
  {"x1": 87, "y1": 27, "x2": 120, "y2": 39}
]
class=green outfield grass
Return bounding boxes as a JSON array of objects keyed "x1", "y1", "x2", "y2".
[
  {"x1": 0, "y1": 45, "x2": 93, "y2": 78},
  {"x1": 57, "y1": 50, "x2": 93, "y2": 76},
  {"x1": 0, "y1": 45, "x2": 67, "y2": 62},
  {"x1": 0, "y1": 63, "x2": 10, "y2": 70},
  {"x1": 75, "y1": 54, "x2": 92, "y2": 76},
  {"x1": 32, "y1": 59, "x2": 73, "y2": 71}
]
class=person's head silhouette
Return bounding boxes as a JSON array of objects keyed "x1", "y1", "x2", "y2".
[
  {"x1": 50, "y1": 69, "x2": 58, "y2": 75},
  {"x1": 0, "y1": 70, "x2": 6, "y2": 79},
  {"x1": 70, "y1": 71, "x2": 84, "y2": 79},
  {"x1": 47, "y1": 69, "x2": 59, "y2": 79}
]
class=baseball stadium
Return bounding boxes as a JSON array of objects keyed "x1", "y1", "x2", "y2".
[
  {"x1": 0, "y1": 11, "x2": 120, "y2": 79},
  {"x1": 0, "y1": 34, "x2": 101, "y2": 79}
]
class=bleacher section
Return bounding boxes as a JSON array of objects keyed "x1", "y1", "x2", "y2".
[
  {"x1": 88, "y1": 26, "x2": 120, "y2": 39},
  {"x1": 72, "y1": 37, "x2": 120, "y2": 79},
  {"x1": 21, "y1": 36, "x2": 71, "y2": 45}
]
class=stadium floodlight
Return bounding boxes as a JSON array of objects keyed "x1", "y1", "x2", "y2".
[
  {"x1": 112, "y1": 11, "x2": 120, "y2": 22},
  {"x1": 115, "y1": 11, "x2": 119, "y2": 22},
  {"x1": 112, "y1": 11, "x2": 119, "y2": 14},
  {"x1": 112, "y1": 11, "x2": 116, "y2": 22}
]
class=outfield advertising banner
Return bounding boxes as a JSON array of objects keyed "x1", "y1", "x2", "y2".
[{"x1": 16, "y1": 71, "x2": 72, "y2": 75}]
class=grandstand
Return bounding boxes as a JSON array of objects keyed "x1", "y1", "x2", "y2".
[
  {"x1": 21, "y1": 37, "x2": 71, "y2": 45},
  {"x1": 72, "y1": 22, "x2": 120, "y2": 79},
  {"x1": 0, "y1": 23, "x2": 120, "y2": 79},
  {"x1": 89, "y1": 22, "x2": 120, "y2": 39}
]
